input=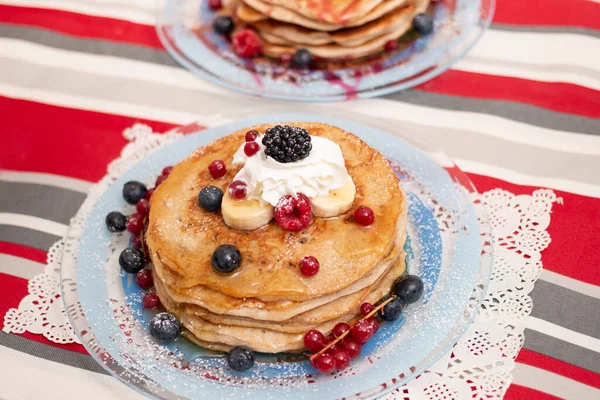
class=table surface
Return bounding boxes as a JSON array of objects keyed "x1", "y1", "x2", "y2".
[{"x1": 0, "y1": 0, "x2": 599, "y2": 399}]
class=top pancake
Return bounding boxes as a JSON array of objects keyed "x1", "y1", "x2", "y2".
[
  {"x1": 258, "y1": 0, "x2": 385, "y2": 25},
  {"x1": 146, "y1": 122, "x2": 403, "y2": 302}
]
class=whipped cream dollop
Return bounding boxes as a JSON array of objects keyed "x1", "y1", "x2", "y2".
[{"x1": 232, "y1": 135, "x2": 350, "y2": 206}]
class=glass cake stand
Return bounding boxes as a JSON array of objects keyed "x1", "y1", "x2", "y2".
[{"x1": 61, "y1": 112, "x2": 492, "y2": 399}]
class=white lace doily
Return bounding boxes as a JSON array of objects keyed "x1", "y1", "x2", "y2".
[{"x1": 2, "y1": 124, "x2": 560, "y2": 399}]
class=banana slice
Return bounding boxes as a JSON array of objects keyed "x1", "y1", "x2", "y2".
[
  {"x1": 222, "y1": 193, "x2": 274, "y2": 231},
  {"x1": 311, "y1": 177, "x2": 356, "y2": 218}
]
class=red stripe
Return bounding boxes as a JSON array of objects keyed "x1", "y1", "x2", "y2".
[
  {"x1": 0, "y1": 241, "x2": 47, "y2": 264},
  {"x1": 467, "y1": 173, "x2": 600, "y2": 286},
  {"x1": 517, "y1": 349, "x2": 600, "y2": 389},
  {"x1": 416, "y1": 70, "x2": 600, "y2": 119},
  {"x1": 0, "y1": 4, "x2": 162, "y2": 49},
  {"x1": 0, "y1": 95, "x2": 179, "y2": 182},
  {"x1": 505, "y1": 384, "x2": 562, "y2": 400},
  {"x1": 494, "y1": 0, "x2": 600, "y2": 30}
]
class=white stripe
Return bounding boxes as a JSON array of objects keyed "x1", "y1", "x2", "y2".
[
  {"x1": 540, "y1": 269, "x2": 600, "y2": 300},
  {"x1": 0, "y1": 170, "x2": 92, "y2": 193},
  {"x1": 526, "y1": 316, "x2": 600, "y2": 353},
  {"x1": 453, "y1": 159, "x2": 600, "y2": 198},
  {"x1": 0, "y1": 253, "x2": 45, "y2": 279},
  {"x1": 0, "y1": 345, "x2": 144, "y2": 400},
  {"x1": 512, "y1": 363, "x2": 600, "y2": 399},
  {"x1": 0, "y1": 213, "x2": 68, "y2": 237}
]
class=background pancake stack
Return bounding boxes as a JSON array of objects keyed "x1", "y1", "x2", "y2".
[{"x1": 234, "y1": 0, "x2": 431, "y2": 59}]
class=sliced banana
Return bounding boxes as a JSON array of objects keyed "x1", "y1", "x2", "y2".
[
  {"x1": 222, "y1": 193, "x2": 274, "y2": 231},
  {"x1": 311, "y1": 177, "x2": 356, "y2": 218}
]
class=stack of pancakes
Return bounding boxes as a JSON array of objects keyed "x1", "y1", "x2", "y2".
[
  {"x1": 233, "y1": 0, "x2": 431, "y2": 59},
  {"x1": 147, "y1": 123, "x2": 407, "y2": 353}
]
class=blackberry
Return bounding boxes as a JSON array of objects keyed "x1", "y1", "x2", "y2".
[{"x1": 262, "y1": 125, "x2": 312, "y2": 163}]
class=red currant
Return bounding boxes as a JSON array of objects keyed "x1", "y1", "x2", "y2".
[
  {"x1": 244, "y1": 141, "x2": 260, "y2": 157},
  {"x1": 142, "y1": 292, "x2": 160, "y2": 309},
  {"x1": 354, "y1": 206, "x2": 375, "y2": 226},
  {"x1": 384, "y1": 39, "x2": 398, "y2": 52},
  {"x1": 351, "y1": 319, "x2": 374, "y2": 344},
  {"x1": 275, "y1": 193, "x2": 312, "y2": 231},
  {"x1": 136, "y1": 198, "x2": 150, "y2": 216},
  {"x1": 126, "y1": 213, "x2": 144, "y2": 234},
  {"x1": 360, "y1": 302, "x2": 375, "y2": 316},
  {"x1": 313, "y1": 353, "x2": 335, "y2": 373},
  {"x1": 279, "y1": 53, "x2": 292, "y2": 64},
  {"x1": 300, "y1": 256, "x2": 319, "y2": 277},
  {"x1": 208, "y1": 160, "x2": 227, "y2": 179},
  {"x1": 331, "y1": 349, "x2": 351, "y2": 370},
  {"x1": 367, "y1": 316, "x2": 380, "y2": 334},
  {"x1": 303, "y1": 329, "x2": 327, "y2": 353},
  {"x1": 136, "y1": 269, "x2": 154, "y2": 289},
  {"x1": 208, "y1": 0, "x2": 222, "y2": 10},
  {"x1": 145, "y1": 188, "x2": 155, "y2": 200},
  {"x1": 131, "y1": 234, "x2": 142, "y2": 248},
  {"x1": 245, "y1": 130, "x2": 259, "y2": 142},
  {"x1": 333, "y1": 322, "x2": 350, "y2": 338},
  {"x1": 155, "y1": 174, "x2": 168, "y2": 186},
  {"x1": 228, "y1": 180, "x2": 248, "y2": 200},
  {"x1": 162, "y1": 166, "x2": 174, "y2": 176},
  {"x1": 232, "y1": 29, "x2": 263, "y2": 58},
  {"x1": 342, "y1": 338, "x2": 361, "y2": 358}
]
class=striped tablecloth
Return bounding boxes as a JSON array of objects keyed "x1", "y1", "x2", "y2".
[{"x1": 0, "y1": 1, "x2": 599, "y2": 399}]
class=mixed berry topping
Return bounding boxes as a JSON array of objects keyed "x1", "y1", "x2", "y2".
[
  {"x1": 354, "y1": 206, "x2": 375, "y2": 226},
  {"x1": 208, "y1": 160, "x2": 227, "y2": 179},
  {"x1": 303, "y1": 329, "x2": 328, "y2": 353},
  {"x1": 213, "y1": 15, "x2": 234, "y2": 35},
  {"x1": 351, "y1": 319, "x2": 374, "y2": 344},
  {"x1": 211, "y1": 244, "x2": 242, "y2": 274},
  {"x1": 313, "y1": 353, "x2": 335, "y2": 373},
  {"x1": 384, "y1": 39, "x2": 399, "y2": 52},
  {"x1": 226, "y1": 346, "x2": 255, "y2": 372},
  {"x1": 413, "y1": 13, "x2": 434, "y2": 35},
  {"x1": 126, "y1": 213, "x2": 145, "y2": 234},
  {"x1": 360, "y1": 302, "x2": 375, "y2": 316},
  {"x1": 155, "y1": 174, "x2": 168, "y2": 187},
  {"x1": 392, "y1": 275, "x2": 424, "y2": 304},
  {"x1": 299, "y1": 255, "x2": 320, "y2": 277},
  {"x1": 142, "y1": 292, "x2": 161, "y2": 309},
  {"x1": 333, "y1": 322, "x2": 350, "y2": 338},
  {"x1": 136, "y1": 198, "x2": 150, "y2": 217},
  {"x1": 279, "y1": 53, "x2": 292, "y2": 65},
  {"x1": 131, "y1": 234, "x2": 142, "y2": 248},
  {"x1": 292, "y1": 48, "x2": 313, "y2": 68},
  {"x1": 198, "y1": 185, "x2": 224, "y2": 212},
  {"x1": 262, "y1": 125, "x2": 312, "y2": 163},
  {"x1": 105, "y1": 211, "x2": 127, "y2": 232},
  {"x1": 123, "y1": 181, "x2": 147, "y2": 205},
  {"x1": 379, "y1": 297, "x2": 403, "y2": 321},
  {"x1": 232, "y1": 29, "x2": 263, "y2": 58},
  {"x1": 149, "y1": 312, "x2": 180, "y2": 343},
  {"x1": 119, "y1": 247, "x2": 145, "y2": 274},
  {"x1": 244, "y1": 129, "x2": 259, "y2": 142},
  {"x1": 228, "y1": 180, "x2": 248, "y2": 200},
  {"x1": 341, "y1": 338, "x2": 361, "y2": 358},
  {"x1": 162, "y1": 166, "x2": 174, "y2": 176},
  {"x1": 275, "y1": 193, "x2": 312, "y2": 231},
  {"x1": 244, "y1": 141, "x2": 260, "y2": 157},
  {"x1": 367, "y1": 316, "x2": 380, "y2": 333},
  {"x1": 145, "y1": 188, "x2": 155, "y2": 200},
  {"x1": 135, "y1": 269, "x2": 154, "y2": 289},
  {"x1": 331, "y1": 349, "x2": 351, "y2": 370},
  {"x1": 207, "y1": 0, "x2": 222, "y2": 11}
]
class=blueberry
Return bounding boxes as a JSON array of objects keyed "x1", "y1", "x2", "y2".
[
  {"x1": 292, "y1": 49, "x2": 313, "y2": 68},
  {"x1": 413, "y1": 13, "x2": 434, "y2": 35},
  {"x1": 392, "y1": 275, "x2": 424, "y2": 304},
  {"x1": 106, "y1": 211, "x2": 127, "y2": 232},
  {"x1": 211, "y1": 244, "x2": 241, "y2": 274},
  {"x1": 379, "y1": 297, "x2": 403, "y2": 322},
  {"x1": 213, "y1": 15, "x2": 234, "y2": 35},
  {"x1": 198, "y1": 186, "x2": 224, "y2": 212},
  {"x1": 123, "y1": 181, "x2": 147, "y2": 205},
  {"x1": 227, "y1": 346, "x2": 255, "y2": 371},
  {"x1": 149, "y1": 312, "x2": 181, "y2": 344},
  {"x1": 119, "y1": 247, "x2": 145, "y2": 274}
]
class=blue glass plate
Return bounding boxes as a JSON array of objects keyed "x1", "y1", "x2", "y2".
[
  {"x1": 156, "y1": 0, "x2": 495, "y2": 101},
  {"x1": 62, "y1": 113, "x2": 492, "y2": 399}
]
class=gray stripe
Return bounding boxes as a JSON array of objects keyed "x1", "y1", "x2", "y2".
[
  {"x1": 0, "y1": 226, "x2": 59, "y2": 251},
  {"x1": 492, "y1": 23, "x2": 600, "y2": 39},
  {"x1": 530, "y1": 280, "x2": 600, "y2": 339},
  {"x1": 523, "y1": 329, "x2": 600, "y2": 373},
  {"x1": 384, "y1": 91, "x2": 600, "y2": 136},
  {"x1": 0, "y1": 182, "x2": 85, "y2": 225},
  {"x1": 0, "y1": 254, "x2": 45, "y2": 280},
  {"x1": 1, "y1": 24, "x2": 599, "y2": 136},
  {"x1": 0, "y1": 332, "x2": 107, "y2": 374}
]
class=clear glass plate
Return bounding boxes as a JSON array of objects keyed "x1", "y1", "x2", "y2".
[
  {"x1": 156, "y1": 0, "x2": 495, "y2": 101},
  {"x1": 61, "y1": 112, "x2": 492, "y2": 399}
]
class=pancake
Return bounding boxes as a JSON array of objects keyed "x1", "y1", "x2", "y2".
[
  {"x1": 258, "y1": 0, "x2": 385, "y2": 25},
  {"x1": 146, "y1": 122, "x2": 403, "y2": 302},
  {"x1": 240, "y1": 0, "x2": 407, "y2": 32}
]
